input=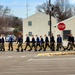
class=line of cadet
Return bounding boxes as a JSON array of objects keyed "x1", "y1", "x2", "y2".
[{"x1": 0, "y1": 33, "x2": 75, "y2": 52}]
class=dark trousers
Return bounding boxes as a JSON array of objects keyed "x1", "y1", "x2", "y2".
[
  {"x1": 70, "y1": 42, "x2": 75, "y2": 50},
  {"x1": 25, "y1": 42, "x2": 31, "y2": 50},
  {"x1": 50, "y1": 42, "x2": 55, "y2": 51},
  {"x1": 8, "y1": 42, "x2": 13, "y2": 51},
  {"x1": 0, "y1": 43, "x2": 2, "y2": 51},
  {"x1": 56, "y1": 43, "x2": 65, "y2": 51},
  {"x1": 66, "y1": 42, "x2": 72, "y2": 50},
  {"x1": 31, "y1": 43, "x2": 35, "y2": 50},
  {"x1": 17, "y1": 42, "x2": 23, "y2": 50},
  {"x1": 40, "y1": 43, "x2": 44, "y2": 50},
  {"x1": 2, "y1": 43, "x2": 5, "y2": 51},
  {"x1": 35, "y1": 43, "x2": 40, "y2": 50},
  {"x1": 44, "y1": 42, "x2": 50, "y2": 50}
]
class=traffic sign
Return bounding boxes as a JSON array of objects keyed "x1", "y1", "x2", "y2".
[{"x1": 58, "y1": 23, "x2": 66, "y2": 30}]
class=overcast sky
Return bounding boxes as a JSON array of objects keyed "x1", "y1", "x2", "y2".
[{"x1": 0, "y1": 0, "x2": 75, "y2": 19}]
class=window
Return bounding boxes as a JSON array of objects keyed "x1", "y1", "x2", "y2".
[
  {"x1": 28, "y1": 21, "x2": 32, "y2": 26},
  {"x1": 48, "y1": 31, "x2": 50, "y2": 36},
  {"x1": 48, "y1": 21, "x2": 50, "y2": 25},
  {"x1": 28, "y1": 32, "x2": 32, "y2": 36},
  {"x1": 63, "y1": 30, "x2": 71, "y2": 40}
]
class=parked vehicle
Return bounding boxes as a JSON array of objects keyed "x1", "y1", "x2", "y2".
[{"x1": 5, "y1": 35, "x2": 16, "y2": 42}]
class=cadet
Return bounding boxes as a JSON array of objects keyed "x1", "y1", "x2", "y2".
[
  {"x1": 35, "y1": 35, "x2": 40, "y2": 51},
  {"x1": 50, "y1": 33, "x2": 55, "y2": 51},
  {"x1": 56, "y1": 34, "x2": 65, "y2": 51},
  {"x1": 68, "y1": 34, "x2": 75, "y2": 50},
  {"x1": 44, "y1": 34, "x2": 50, "y2": 51},
  {"x1": 0, "y1": 35, "x2": 2, "y2": 51},
  {"x1": 38, "y1": 36, "x2": 44, "y2": 51},
  {"x1": 24, "y1": 34, "x2": 31, "y2": 51},
  {"x1": 1, "y1": 36, "x2": 5, "y2": 51},
  {"x1": 16, "y1": 35, "x2": 23, "y2": 52},
  {"x1": 71, "y1": 34, "x2": 75, "y2": 50},
  {"x1": 29, "y1": 35, "x2": 36, "y2": 52},
  {"x1": 66, "y1": 34, "x2": 72, "y2": 50},
  {"x1": 8, "y1": 35, "x2": 13, "y2": 51}
]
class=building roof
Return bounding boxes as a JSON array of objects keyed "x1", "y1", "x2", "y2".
[
  {"x1": 23, "y1": 12, "x2": 57, "y2": 20},
  {"x1": 54, "y1": 15, "x2": 75, "y2": 27}
]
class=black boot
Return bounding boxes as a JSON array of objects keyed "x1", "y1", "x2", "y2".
[
  {"x1": 21, "y1": 49, "x2": 23, "y2": 52},
  {"x1": 16, "y1": 49, "x2": 19, "y2": 52}
]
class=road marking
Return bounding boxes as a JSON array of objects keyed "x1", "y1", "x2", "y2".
[
  {"x1": 28, "y1": 59, "x2": 32, "y2": 61},
  {"x1": 21, "y1": 56, "x2": 26, "y2": 58},
  {"x1": 28, "y1": 57, "x2": 75, "y2": 61},
  {"x1": 67, "y1": 74, "x2": 75, "y2": 75},
  {"x1": 7, "y1": 56, "x2": 13, "y2": 58},
  {"x1": 34, "y1": 55, "x2": 38, "y2": 57}
]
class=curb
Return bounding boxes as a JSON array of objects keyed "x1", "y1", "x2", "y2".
[{"x1": 37, "y1": 51, "x2": 75, "y2": 56}]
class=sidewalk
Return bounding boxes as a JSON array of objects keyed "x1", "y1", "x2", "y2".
[{"x1": 37, "y1": 50, "x2": 75, "y2": 56}]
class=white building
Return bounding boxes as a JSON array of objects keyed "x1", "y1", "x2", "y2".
[
  {"x1": 23, "y1": 12, "x2": 57, "y2": 42},
  {"x1": 53, "y1": 16, "x2": 75, "y2": 46}
]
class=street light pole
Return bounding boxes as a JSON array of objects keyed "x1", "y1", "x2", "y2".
[{"x1": 49, "y1": 0, "x2": 52, "y2": 36}]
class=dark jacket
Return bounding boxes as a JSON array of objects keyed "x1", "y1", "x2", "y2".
[
  {"x1": 45, "y1": 37, "x2": 49, "y2": 42},
  {"x1": 68, "y1": 36, "x2": 72, "y2": 41},
  {"x1": 32, "y1": 38, "x2": 35, "y2": 43},
  {"x1": 50, "y1": 36, "x2": 55, "y2": 42},
  {"x1": 8, "y1": 37, "x2": 13, "y2": 43},
  {"x1": 36, "y1": 37, "x2": 40, "y2": 43},
  {"x1": 0, "y1": 38, "x2": 2, "y2": 43},
  {"x1": 18, "y1": 37, "x2": 23, "y2": 43},
  {"x1": 26, "y1": 36, "x2": 30, "y2": 43},
  {"x1": 57, "y1": 37, "x2": 62, "y2": 43},
  {"x1": 71, "y1": 36, "x2": 74, "y2": 43},
  {"x1": 40, "y1": 38, "x2": 44, "y2": 44},
  {"x1": 1, "y1": 37, "x2": 4, "y2": 43}
]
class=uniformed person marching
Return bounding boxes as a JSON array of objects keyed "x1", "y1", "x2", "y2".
[
  {"x1": 1, "y1": 36, "x2": 5, "y2": 51},
  {"x1": 68, "y1": 34, "x2": 75, "y2": 50},
  {"x1": 0, "y1": 35, "x2": 2, "y2": 51},
  {"x1": 71, "y1": 34, "x2": 75, "y2": 50},
  {"x1": 8, "y1": 35, "x2": 13, "y2": 51},
  {"x1": 44, "y1": 34, "x2": 50, "y2": 51},
  {"x1": 38, "y1": 36, "x2": 44, "y2": 51},
  {"x1": 16, "y1": 35, "x2": 23, "y2": 52},
  {"x1": 29, "y1": 35, "x2": 36, "y2": 52},
  {"x1": 50, "y1": 33, "x2": 55, "y2": 51},
  {"x1": 66, "y1": 34, "x2": 72, "y2": 51},
  {"x1": 24, "y1": 34, "x2": 31, "y2": 51},
  {"x1": 35, "y1": 35, "x2": 40, "y2": 51},
  {"x1": 56, "y1": 34, "x2": 65, "y2": 51}
]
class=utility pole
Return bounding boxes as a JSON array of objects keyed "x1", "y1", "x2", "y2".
[{"x1": 49, "y1": 0, "x2": 52, "y2": 36}]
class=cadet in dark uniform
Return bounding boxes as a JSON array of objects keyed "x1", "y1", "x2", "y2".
[
  {"x1": 44, "y1": 34, "x2": 50, "y2": 51},
  {"x1": 50, "y1": 33, "x2": 55, "y2": 51},
  {"x1": 66, "y1": 34, "x2": 72, "y2": 50},
  {"x1": 0, "y1": 36, "x2": 2, "y2": 51},
  {"x1": 68, "y1": 34, "x2": 75, "y2": 50},
  {"x1": 24, "y1": 34, "x2": 31, "y2": 51},
  {"x1": 56, "y1": 34, "x2": 65, "y2": 51},
  {"x1": 29, "y1": 35, "x2": 36, "y2": 51},
  {"x1": 8, "y1": 35, "x2": 13, "y2": 51},
  {"x1": 35, "y1": 35, "x2": 40, "y2": 51},
  {"x1": 16, "y1": 35, "x2": 23, "y2": 52},
  {"x1": 71, "y1": 35, "x2": 75, "y2": 50},
  {"x1": 38, "y1": 36, "x2": 44, "y2": 51},
  {"x1": 1, "y1": 36, "x2": 5, "y2": 51}
]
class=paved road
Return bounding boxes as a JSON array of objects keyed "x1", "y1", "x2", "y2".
[{"x1": 0, "y1": 51, "x2": 75, "y2": 75}]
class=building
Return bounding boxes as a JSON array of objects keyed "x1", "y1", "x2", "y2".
[
  {"x1": 53, "y1": 16, "x2": 75, "y2": 46},
  {"x1": 23, "y1": 12, "x2": 57, "y2": 42}
]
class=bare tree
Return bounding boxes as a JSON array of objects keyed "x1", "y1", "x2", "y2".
[
  {"x1": 36, "y1": 0, "x2": 73, "y2": 22},
  {"x1": 0, "y1": 5, "x2": 11, "y2": 33}
]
